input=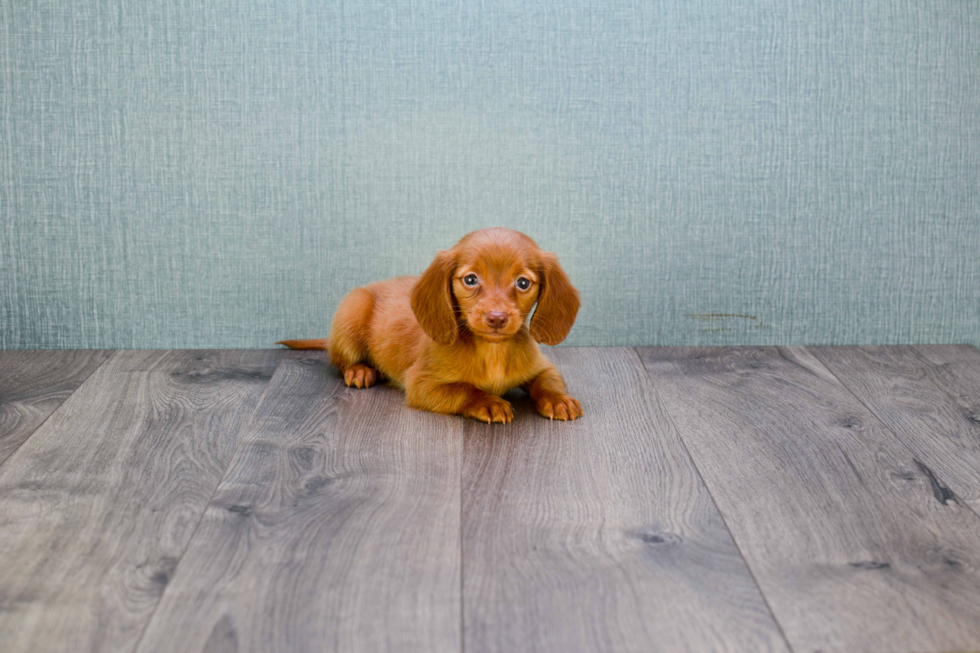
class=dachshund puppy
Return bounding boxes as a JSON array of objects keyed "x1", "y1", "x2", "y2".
[{"x1": 279, "y1": 227, "x2": 582, "y2": 423}]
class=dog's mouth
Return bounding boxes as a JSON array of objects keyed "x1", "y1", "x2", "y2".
[{"x1": 471, "y1": 327, "x2": 514, "y2": 341}]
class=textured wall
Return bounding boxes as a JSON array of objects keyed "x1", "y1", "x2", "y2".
[{"x1": 2, "y1": 0, "x2": 978, "y2": 349}]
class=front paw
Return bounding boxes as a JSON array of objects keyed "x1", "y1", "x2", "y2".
[
  {"x1": 343, "y1": 363, "x2": 378, "y2": 388},
  {"x1": 536, "y1": 394, "x2": 583, "y2": 421},
  {"x1": 462, "y1": 395, "x2": 514, "y2": 424}
]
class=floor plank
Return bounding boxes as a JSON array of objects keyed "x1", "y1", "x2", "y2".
[
  {"x1": 463, "y1": 348, "x2": 789, "y2": 653},
  {"x1": 812, "y1": 345, "x2": 980, "y2": 513},
  {"x1": 913, "y1": 345, "x2": 980, "y2": 426},
  {"x1": 638, "y1": 346, "x2": 980, "y2": 653},
  {"x1": 0, "y1": 350, "x2": 111, "y2": 467},
  {"x1": 135, "y1": 351, "x2": 462, "y2": 653},
  {"x1": 0, "y1": 349, "x2": 282, "y2": 653}
]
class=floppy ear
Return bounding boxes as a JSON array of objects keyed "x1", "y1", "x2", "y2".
[
  {"x1": 411, "y1": 250, "x2": 459, "y2": 345},
  {"x1": 530, "y1": 251, "x2": 580, "y2": 345}
]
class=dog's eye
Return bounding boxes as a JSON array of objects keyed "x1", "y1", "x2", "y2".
[
  {"x1": 463, "y1": 274, "x2": 479, "y2": 287},
  {"x1": 516, "y1": 277, "x2": 531, "y2": 291}
]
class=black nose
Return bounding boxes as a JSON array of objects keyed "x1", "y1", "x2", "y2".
[{"x1": 486, "y1": 312, "x2": 509, "y2": 329}]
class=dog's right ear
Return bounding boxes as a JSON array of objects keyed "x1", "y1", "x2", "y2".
[{"x1": 411, "y1": 249, "x2": 458, "y2": 345}]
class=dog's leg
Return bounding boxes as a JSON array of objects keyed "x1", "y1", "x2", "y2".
[
  {"x1": 523, "y1": 365, "x2": 583, "y2": 421},
  {"x1": 405, "y1": 372, "x2": 513, "y2": 424},
  {"x1": 327, "y1": 287, "x2": 379, "y2": 388}
]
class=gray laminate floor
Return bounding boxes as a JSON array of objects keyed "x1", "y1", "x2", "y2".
[{"x1": 2, "y1": 346, "x2": 980, "y2": 653}]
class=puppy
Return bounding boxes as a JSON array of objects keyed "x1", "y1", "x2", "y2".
[{"x1": 279, "y1": 228, "x2": 582, "y2": 423}]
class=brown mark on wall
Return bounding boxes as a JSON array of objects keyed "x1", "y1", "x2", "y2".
[{"x1": 686, "y1": 313, "x2": 771, "y2": 333}]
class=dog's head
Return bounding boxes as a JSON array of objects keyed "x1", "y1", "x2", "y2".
[{"x1": 411, "y1": 228, "x2": 579, "y2": 346}]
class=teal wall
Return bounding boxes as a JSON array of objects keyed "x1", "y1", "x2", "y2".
[{"x1": 2, "y1": 0, "x2": 978, "y2": 349}]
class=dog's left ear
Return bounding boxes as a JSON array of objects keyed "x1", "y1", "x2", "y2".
[
  {"x1": 411, "y1": 249, "x2": 459, "y2": 345},
  {"x1": 530, "y1": 251, "x2": 580, "y2": 345}
]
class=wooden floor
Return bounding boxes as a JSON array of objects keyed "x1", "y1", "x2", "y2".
[{"x1": 2, "y1": 347, "x2": 980, "y2": 653}]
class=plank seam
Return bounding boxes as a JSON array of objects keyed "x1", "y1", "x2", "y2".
[
  {"x1": 128, "y1": 350, "x2": 288, "y2": 653},
  {"x1": 630, "y1": 347, "x2": 797, "y2": 653},
  {"x1": 0, "y1": 349, "x2": 118, "y2": 473},
  {"x1": 808, "y1": 346, "x2": 980, "y2": 525}
]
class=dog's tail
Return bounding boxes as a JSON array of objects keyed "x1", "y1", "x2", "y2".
[{"x1": 276, "y1": 339, "x2": 329, "y2": 350}]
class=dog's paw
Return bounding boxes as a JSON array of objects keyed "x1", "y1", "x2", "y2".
[
  {"x1": 536, "y1": 394, "x2": 583, "y2": 421},
  {"x1": 343, "y1": 364, "x2": 378, "y2": 389},
  {"x1": 463, "y1": 395, "x2": 514, "y2": 424}
]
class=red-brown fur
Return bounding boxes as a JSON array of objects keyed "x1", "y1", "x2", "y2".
[{"x1": 279, "y1": 228, "x2": 582, "y2": 423}]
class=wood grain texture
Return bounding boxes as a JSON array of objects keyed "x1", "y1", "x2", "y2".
[
  {"x1": 463, "y1": 348, "x2": 789, "y2": 653},
  {"x1": 812, "y1": 345, "x2": 980, "y2": 513},
  {"x1": 638, "y1": 346, "x2": 980, "y2": 653},
  {"x1": 913, "y1": 346, "x2": 980, "y2": 421},
  {"x1": 135, "y1": 351, "x2": 463, "y2": 653},
  {"x1": 0, "y1": 349, "x2": 111, "y2": 467},
  {"x1": 0, "y1": 349, "x2": 281, "y2": 653}
]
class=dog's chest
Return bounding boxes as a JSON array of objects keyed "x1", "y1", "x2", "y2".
[{"x1": 474, "y1": 346, "x2": 520, "y2": 395}]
